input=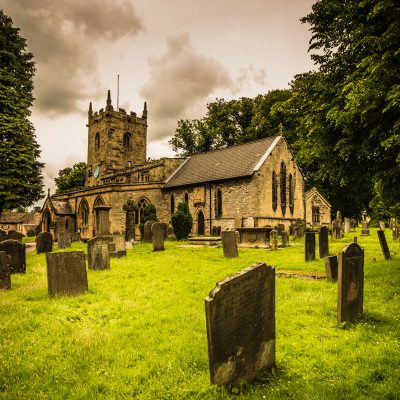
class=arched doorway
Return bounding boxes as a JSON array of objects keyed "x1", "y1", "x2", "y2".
[
  {"x1": 42, "y1": 210, "x2": 51, "y2": 232},
  {"x1": 197, "y1": 210, "x2": 205, "y2": 236}
]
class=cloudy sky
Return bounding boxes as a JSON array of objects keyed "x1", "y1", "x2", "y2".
[{"x1": 0, "y1": 0, "x2": 316, "y2": 195}]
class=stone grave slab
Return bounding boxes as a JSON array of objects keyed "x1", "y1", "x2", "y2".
[
  {"x1": 0, "y1": 251, "x2": 11, "y2": 290},
  {"x1": 36, "y1": 232, "x2": 53, "y2": 253},
  {"x1": 57, "y1": 230, "x2": 71, "y2": 250},
  {"x1": 205, "y1": 263, "x2": 275, "y2": 388},
  {"x1": 318, "y1": 226, "x2": 329, "y2": 258},
  {"x1": 152, "y1": 222, "x2": 165, "y2": 252},
  {"x1": 338, "y1": 243, "x2": 364, "y2": 323},
  {"x1": 305, "y1": 231, "x2": 316, "y2": 261},
  {"x1": 377, "y1": 230, "x2": 391, "y2": 260},
  {"x1": 221, "y1": 231, "x2": 238, "y2": 258},
  {"x1": 0, "y1": 239, "x2": 26, "y2": 274},
  {"x1": 324, "y1": 255, "x2": 338, "y2": 280},
  {"x1": 46, "y1": 251, "x2": 88, "y2": 296},
  {"x1": 87, "y1": 236, "x2": 111, "y2": 270}
]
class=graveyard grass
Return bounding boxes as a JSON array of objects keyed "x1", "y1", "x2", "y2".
[{"x1": 1, "y1": 229, "x2": 399, "y2": 399}]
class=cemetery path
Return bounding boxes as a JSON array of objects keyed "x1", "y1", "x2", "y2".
[{"x1": 25, "y1": 242, "x2": 36, "y2": 253}]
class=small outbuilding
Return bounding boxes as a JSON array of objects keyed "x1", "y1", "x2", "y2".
[{"x1": 305, "y1": 187, "x2": 331, "y2": 227}]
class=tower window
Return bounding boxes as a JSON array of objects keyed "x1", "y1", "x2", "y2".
[
  {"x1": 95, "y1": 132, "x2": 100, "y2": 152},
  {"x1": 123, "y1": 132, "x2": 132, "y2": 148}
]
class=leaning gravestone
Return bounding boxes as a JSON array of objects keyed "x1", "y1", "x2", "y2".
[
  {"x1": 46, "y1": 251, "x2": 88, "y2": 296},
  {"x1": 57, "y1": 230, "x2": 71, "y2": 250},
  {"x1": 221, "y1": 230, "x2": 238, "y2": 258},
  {"x1": 319, "y1": 226, "x2": 329, "y2": 258},
  {"x1": 377, "y1": 230, "x2": 391, "y2": 260},
  {"x1": 0, "y1": 239, "x2": 26, "y2": 274},
  {"x1": 205, "y1": 263, "x2": 275, "y2": 388},
  {"x1": 324, "y1": 255, "x2": 338, "y2": 280},
  {"x1": 0, "y1": 251, "x2": 11, "y2": 290},
  {"x1": 36, "y1": 232, "x2": 53, "y2": 254},
  {"x1": 338, "y1": 243, "x2": 364, "y2": 323},
  {"x1": 87, "y1": 236, "x2": 111, "y2": 270},
  {"x1": 281, "y1": 232, "x2": 289, "y2": 248},
  {"x1": 143, "y1": 221, "x2": 153, "y2": 243},
  {"x1": 152, "y1": 222, "x2": 165, "y2": 252},
  {"x1": 270, "y1": 230, "x2": 278, "y2": 251},
  {"x1": 305, "y1": 231, "x2": 316, "y2": 261},
  {"x1": 8, "y1": 231, "x2": 23, "y2": 242}
]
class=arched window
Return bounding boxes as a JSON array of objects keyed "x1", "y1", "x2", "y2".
[
  {"x1": 288, "y1": 173, "x2": 294, "y2": 214},
  {"x1": 272, "y1": 171, "x2": 278, "y2": 212},
  {"x1": 280, "y1": 161, "x2": 287, "y2": 216},
  {"x1": 135, "y1": 198, "x2": 149, "y2": 224},
  {"x1": 123, "y1": 132, "x2": 131, "y2": 148},
  {"x1": 215, "y1": 188, "x2": 223, "y2": 218},
  {"x1": 171, "y1": 194, "x2": 175, "y2": 215},
  {"x1": 79, "y1": 199, "x2": 89, "y2": 227},
  {"x1": 95, "y1": 132, "x2": 100, "y2": 152},
  {"x1": 184, "y1": 193, "x2": 189, "y2": 204}
]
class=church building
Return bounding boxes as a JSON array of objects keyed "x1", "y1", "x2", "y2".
[{"x1": 41, "y1": 92, "x2": 307, "y2": 240}]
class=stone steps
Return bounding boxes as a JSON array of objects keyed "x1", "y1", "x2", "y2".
[{"x1": 188, "y1": 236, "x2": 221, "y2": 246}]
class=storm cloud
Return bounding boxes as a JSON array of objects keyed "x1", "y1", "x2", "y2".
[{"x1": 0, "y1": 0, "x2": 144, "y2": 116}]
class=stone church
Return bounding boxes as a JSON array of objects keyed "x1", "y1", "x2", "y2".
[{"x1": 41, "y1": 91, "x2": 307, "y2": 240}]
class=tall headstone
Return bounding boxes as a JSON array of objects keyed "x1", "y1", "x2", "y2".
[
  {"x1": 70, "y1": 232, "x2": 81, "y2": 242},
  {"x1": 46, "y1": 251, "x2": 88, "y2": 296},
  {"x1": 8, "y1": 231, "x2": 23, "y2": 242},
  {"x1": 270, "y1": 230, "x2": 278, "y2": 251},
  {"x1": 0, "y1": 239, "x2": 26, "y2": 273},
  {"x1": 0, "y1": 251, "x2": 11, "y2": 290},
  {"x1": 360, "y1": 211, "x2": 370, "y2": 236},
  {"x1": 152, "y1": 222, "x2": 165, "y2": 252},
  {"x1": 338, "y1": 243, "x2": 364, "y2": 323},
  {"x1": 87, "y1": 236, "x2": 111, "y2": 270},
  {"x1": 221, "y1": 230, "x2": 239, "y2": 258},
  {"x1": 344, "y1": 218, "x2": 351, "y2": 234},
  {"x1": 324, "y1": 255, "x2": 338, "y2": 280},
  {"x1": 336, "y1": 211, "x2": 343, "y2": 228},
  {"x1": 292, "y1": 226, "x2": 298, "y2": 240},
  {"x1": 94, "y1": 205, "x2": 111, "y2": 236},
  {"x1": 379, "y1": 221, "x2": 385, "y2": 231},
  {"x1": 281, "y1": 232, "x2": 289, "y2": 248},
  {"x1": 305, "y1": 231, "x2": 316, "y2": 261},
  {"x1": 36, "y1": 232, "x2": 53, "y2": 254},
  {"x1": 57, "y1": 230, "x2": 71, "y2": 250},
  {"x1": 318, "y1": 226, "x2": 329, "y2": 258},
  {"x1": 143, "y1": 221, "x2": 153, "y2": 243},
  {"x1": 123, "y1": 199, "x2": 136, "y2": 242},
  {"x1": 205, "y1": 263, "x2": 275, "y2": 388},
  {"x1": 377, "y1": 230, "x2": 391, "y2": 260}
]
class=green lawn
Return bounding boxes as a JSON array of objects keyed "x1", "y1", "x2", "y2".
[{"x1": 0, "y1": 228, "x2": 399, "y2": 399}]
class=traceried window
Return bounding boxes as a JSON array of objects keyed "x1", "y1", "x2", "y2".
[
  {"x1": 171, "y1": 194, "x2": 175, "y2": 215},
  {"x1": 280, "y1": 161, "x2": 287, "y2": 216},
  {"x1": 214, "y1": 188, "x2": 223, "y2": 219},
  {"x1": 95, "y1": 132, "x2": 100, "y2": 152},
  {"x1": 272, "y1": 171, "x2": 278, "y2": 212},
  {"x1": 79, "y1": 199, "x2": 89, "y2": 226},
  {"x1": 288, "y1": 173, "x2": 294, "y2": 214},
  {"x1": 123, "y1": 132, "x2": 132, "y2": 148},
  {"x1": 135, "y1": 198, "x2": 149, "y2": 224}
]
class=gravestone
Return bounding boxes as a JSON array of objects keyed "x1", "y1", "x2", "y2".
[
  {"x1": 205, "y1": 263, "x2": 275, "y2": 388},
  {"x1": 0, "y1": 251, "x2": 11, "y2": 290},
  {"x1": 361, "y1": 220, "x2": 370, "y2": 236},
  {"x1": 152, "y1": 222, "x2": 165, "y2": 252},
  {"x1": 108, "y1": 242, "x2": 116, "y2": 253},
  {"x1": 46, "y1": 251, "x2": 88, "y2": 296},
  {"x1": 8, "y1": 231, "x2": 23, "y2": 242},
  {"x1": 221, "y1": 230, "x2": 239, "y2": 258},
  {"x1": 297, "y1": 222, "x2": 305, "y2": 238},
  {"x1": 57, "y1": 230, "x2": 71, "y2": 250},
  {"x1": 281, "y1": 232, "x2": 289, "y2": 248},
  {"x1": 377, "y1": 230, "x2": 391, "y2": 260},
  {"x1": 305, "y1": 231, "x2": 316, "y2": 261},
  {"x1": 354, "y1": 237, "x2": 357, "y2": 243},
  {"x1": 336, "y1": 211, "x2": 343, "y2": 228},
  {"x1": 338, "y1": 243, "x2": 364, "y2": 323},
  {"x1": 277, "y1": 224, "x2": 285, "y2": 236},
  {"x1": 0, "y1": 230, "x2": 7, "y2": 242},
  {"x1": 36, "y1": 232, "x2": 53, "y2": 253},
  {"x1": 160, "y1": 222, "x2": 169, "y2": 239},
  {"x1": 0, "y1": 239, "x2": 26, "y2": 273},
  {"x1": 94, "y1": 205, "x2": 111, "y2": 236},
  {"x1": 270, "y1": 230, "x2": 278, "y2": 251},
  {"x1": 324, "y1": 255, "x2": 338, "y2": 280},
  {"x1": 87, "y1": 236, "x2": 111, "y2": 270},
  {"x1": 344, "y1": 218, "x2": 351, "y2": 234},
  {"x1": 123, "y1": 199, "x2": 136, "y2": 242},
  {"x1": 143, "y1": 221, "x2": 153, "y2": 243},
  {"x1": 113, "y1": 234, "x2": 126, "y2": 252},
  {"x1": 318, "y1": 226, "x2": 329, "y2": 258},
  {"x1": 292, "y1": 226, "x2": 298, "y2": 240},
  {"x1": 379, "y1": 221, "x2": 385, "y2": 231},
  {"x1": 71, "y1": 232, "x2": 81, "y2": 242}
]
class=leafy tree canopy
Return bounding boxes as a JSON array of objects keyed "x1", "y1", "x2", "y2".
[
  {"x1": 54, "y1": 162, "x2": 87, "y2": 194},
  {"x1": 0, "y1": 10, "x2": 44, "y2": 216}
]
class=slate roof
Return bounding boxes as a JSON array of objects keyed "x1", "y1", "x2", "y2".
[
  {"x1": 0, "y1": 212, "x2": 29, "y2": 223},
  {"x1": 51, "y1": 200, "x2": 75, "y2": 215},
  {"x1": 164, "y1": 136, "x2": 281, "y2": 188}
]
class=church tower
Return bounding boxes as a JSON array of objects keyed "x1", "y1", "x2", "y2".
[{"x1": 86, "y1": 91, "x2": 147, "y2": 187}]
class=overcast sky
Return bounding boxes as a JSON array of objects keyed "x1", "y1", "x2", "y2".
[{"x1": 0, "y1": 0, "x2": 316, "y2": 195}]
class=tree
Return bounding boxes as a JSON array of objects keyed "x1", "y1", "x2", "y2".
[
  {"x1": 0, "y1": 10, "x2": 44, "y2": 217},
  {"x1": 54, "y1": 162, "x2": 87, "y2": 194},
  {"x1": 171, "y1": 202, "x2": 193, "y2": 240}
]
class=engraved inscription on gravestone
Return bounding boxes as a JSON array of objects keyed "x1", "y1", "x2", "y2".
[
  {"x1": 57, "y1": 230, "x2": 71, "y2": 250},
  {"x1": 0, "y1": 239, "x2": 26, "y2": 273},
  {"x1": 221, "y1": 231, "x2": 238, "y2": 258},
  {"x1": 87, "y1": 236, "x2": 111, "y2": 270},
  {"x1": 205, "y1": 263, "x2": 275, "y2": 388},
  {"x1": 152, "y1": 222, "x2": 165, "y2": 252}
]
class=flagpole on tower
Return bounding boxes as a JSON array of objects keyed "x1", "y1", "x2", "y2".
[{"x1": 117, "y1": 74, "x2": 120, "y2": 110}]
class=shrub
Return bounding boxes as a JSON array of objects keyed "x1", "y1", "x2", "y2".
[
  {"x1": 139, "y1": 204, "x2": 158, "y2": 236},
  {"x1": 171, "y1": 202, "x2": 193, "y2": 240}
]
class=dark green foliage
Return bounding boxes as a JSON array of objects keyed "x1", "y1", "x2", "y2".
[
  {"x1": 54, "y1": 162, "x2": 87, "y2": 194},
  {"x1": 169, "y1": 90, "x2": 292, "y2": 156},
  {"x1": 171, "y1": 202, "x2": 193, "y2": 240},
  {"x1": 139, "y1": 203, "x2": 158, "y2": 235},
  {"x1": 0, "y1": 10, "x2": 44, "y2": 217}
]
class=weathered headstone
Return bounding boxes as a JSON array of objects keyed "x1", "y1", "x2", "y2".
[
  {"x1": 270, "y1": 229, "x2": 278, "y2": 251},
  {"x1": 113, "y1": 234, "x2": 126, "y2": 252},
  {"x1": 46, "y1": 251, "x2": 88, "y2": 296},
  {"x1": 324, "y1": 255, "x2": 338, "y2": 280},
  {"x1": 57, "y1": 230, "x2": 71, "y2": 250},
  {"x1": 379, "y1": 221, "x2": 385, "y2": 231},
  {"x1": 205, "y1": 263, "x2": 275, "y2": 388},
  {"x1": 318, "y1": 226, "x2": 329, "y2": 258},
  {"x1": 221, "y1": 231, "x2": 239, "y2": 258},
  {"x1": 0, "y1": 239, "x2": 26, "y2": 273},
  {"x1": 338, "y1": 243, "x2": 364, "y2": 323},
  {"x1": 94, "y1": 205, "x2": 111, "y2": 236},
  {"x1": 36, "y1": 232, "x2": 53, "y2": 254},
  {"x1": 305, "y1": 231, "x2": 316, "y2": 261},
  {"x1": 152, "y1": 222, "x2": 165, "y2": 252},
  {"x1": 87, "y1": 236, "x2": 111, "y2": 270},
  {"x1": 292, "y1": 226, "x2": 298, "y2": 240},
  {"x1": 344, "y1": 218, "x2": 351, "y2": 233},
  {"x1": 354, "y1": 237, "x2": 358, "y2": 243},
  {"x1": 360, "y1": 220, "x2": 370, "y2": 236},
  {"x1": 336, "y1": 211, "x2": 343, "y2": 227},
  {"x1": 377, "y1": 230, "x2": 391, "y2": 260},
  {"x1": 8, "y1": 231, "x2": 23, "y2": 242},
  {"x1": 297, "y1": 222, "x2": 305, "y2": 238},
  {"x1": 277, "y1": 224, "x2": 285, "y2": 236},
  {"x1": 143, "y1": 221, "x2": 153, "y2": 243},
  {"x1": 70, "y1": 232, "x2": 81, "y2": 242},
  {"x1": 0, "y1": 251, "x2": 11, "y2": 289},
  {"x1": 281, "y1": 232, "x2": 289, "y2": 248},
  {"x1": 123, "y1": 199, "x2": 136, "y2": 242}
]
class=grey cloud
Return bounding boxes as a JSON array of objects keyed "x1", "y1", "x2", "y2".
[
  {"x1": 0, "y1": 0, "x2": 143, "y2": 116},
  {"x1": 140, "y1": 34, "x2": 234, "y2": 141}
]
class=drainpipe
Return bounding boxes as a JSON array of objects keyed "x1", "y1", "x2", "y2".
[{"x1": 209, "y1": 183, "x2": 212, "y2": 234}]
